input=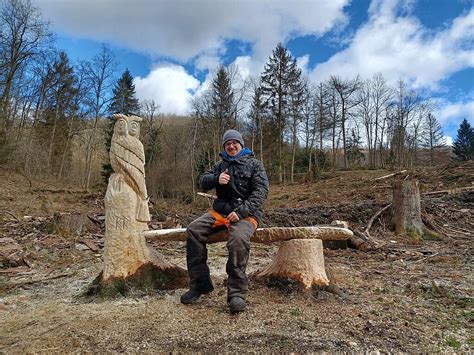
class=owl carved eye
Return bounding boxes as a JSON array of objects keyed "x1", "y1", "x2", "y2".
[
  {"x1": 129, "y1": 121, "x2": 139, "y2": 136},
  {"x1": 117, "y1": 120, "x2": 127, "y2": 134}
]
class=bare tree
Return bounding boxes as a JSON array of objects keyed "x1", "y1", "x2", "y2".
[
  {"x1": 0, "y1": 0, "x2": 52, "y2": 134},
  {"x1": 248, "y1": 82, "x2": 265, "y2": 162},
  {"x1": 421, "y1": 112, "x2": 446, "y2": 165},
  {"x1": 370, "y1": 73, "x2": 392, "y2": 168},
  {"x1": 83, "y1": 44, "x2": 116, "y2": 189},
  {"x1": 140, "y1": 99, "x2": 163, "y2": 167},
  {"x1": 22, "y1": 50, "x2": 55, "y2": 173},
  {"x1": 390, "y1": 79, "x2": 421, "y2": 167},
  {"x1": 357, "y1": 78, "x2": 374, "y2": 167},
  {"x1": 326, "y1": 82, "x2": 340, "y2": 168},
  {"x1": 329, "y1": 75, "x2": 361, "y2": 169},
  {"x1": 288, "y1": 77, "x2": 308, "y2": 183}
]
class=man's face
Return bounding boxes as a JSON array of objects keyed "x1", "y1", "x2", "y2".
[{"x1": 224, "y1": 139, "x2": 243, "y2": 157}]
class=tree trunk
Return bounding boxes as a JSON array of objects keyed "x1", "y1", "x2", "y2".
[
  {"x1": 392, "y1": 178, "x2": 424, "y2": 238},
  {"x1": 144, "y1": 225, "x2": 352, "y2": 248},
  {"x1": 87, "y1": 173, "x2": 187, "y2": 298},
  {"x1": 253, "y1": 239, "x2": 329, "y2": 290},
  {"x1": 84, "y1": 114, "x2": 100, "y2": 190},
  {"x1": 47, "y1": 104, "x2": 60, "y2": 172}
]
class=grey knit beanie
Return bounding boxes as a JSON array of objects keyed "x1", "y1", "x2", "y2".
[{"x1": 222, "y1": 129, "x2": 244, "y2": 148}]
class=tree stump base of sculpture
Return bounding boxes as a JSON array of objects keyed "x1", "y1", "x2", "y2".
[
  {"x1": 252, "y1": 239, "x2": 330, "y2": 291},
  {"x1": 85, "y1": 259, "x2": 188, "y2": 298},
  {"x1": 84, "y1": 116, "x2": 190, "y2": 298}
]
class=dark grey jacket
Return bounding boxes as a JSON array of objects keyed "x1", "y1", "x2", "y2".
[{"x1": 200, "y1": 153, "x2": 269, "y2": 223}]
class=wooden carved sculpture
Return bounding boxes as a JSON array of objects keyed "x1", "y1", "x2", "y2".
[{"x1": 88, "y1": 114, "x2": 187, "y2": 297}]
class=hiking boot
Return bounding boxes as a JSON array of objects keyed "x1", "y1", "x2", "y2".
[
  {"x1": 180, "y1": 289, "x2": 213, "y2": 304},
  {"x1": 180, "y1": 290, "x2": 203, "y2": 304},
  {"x1": 228, "y1": 297, "x2": 246, "y2": 314}
]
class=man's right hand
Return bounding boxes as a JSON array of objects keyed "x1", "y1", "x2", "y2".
[{"x1": 218, "y1": 168, "x2": 230, "y2": 185}]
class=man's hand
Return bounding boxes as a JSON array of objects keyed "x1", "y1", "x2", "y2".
[
  {"x1": 227, "y1": 211, "x2": 240, "y2": 222},
  {"x1": 218, "y1": 168, "x2": 230, "y2": 185}
]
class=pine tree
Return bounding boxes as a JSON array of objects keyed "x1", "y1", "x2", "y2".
[
  {"x1": 196, "y1": 66, "x2": 236, "y2": 162},
  {"x1": 346, "y1": 128, "x2": 364, "y2": 167},
  {"x1": 452, "y1": 119, "x2": 474, "y2": 161},
  {"x1": 261, "y1": 43, "x2": 303, "y2": 182},
  {"x1": 102, "y1": 69, "x2": 140, "y2": 182},
  {"x1": 210, "y1": 66, "x2": 235, "y2": 156},
  {"x1": 211, "y1": 66, "x2": 235, "y2": 127},
  {"x1": 108, "y1": 69, "x2": 140, "y2": 115},
  {"x1": 39, "y1": 51, "x2": 78, "y2": 175}
]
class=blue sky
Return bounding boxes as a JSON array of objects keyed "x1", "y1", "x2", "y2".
[{"x1": 37, "y1": 0, "x2": 473, "y2": 141}]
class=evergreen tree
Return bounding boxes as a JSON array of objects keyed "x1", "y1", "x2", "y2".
[
  {"x1": 102, "y1": 69, "x2": 140, "y2": 183},
  {"x1": 39, "y1": 51, "x2": 78, "y2": 175},
  {"x1": 346, "y1": 128, "x2": 364, "y2": 167},
  {"x1": 452, "y1": 119, "x2": 474, "y2": 161},
  {"x1": 211, "y1": 66, "x2": 235, "y2": 127},
  {"x1": 195, "y1": 66, "x2": 236, "y2": 162},
  {"x1": 210, "y1": 66, "x2": 235, "y2": 155},
  {"x1": 261, "y1": 42, "x2": 303, "y2": 182},
  {"x1": 108, "y1": 69, "x2": 140, "y2": 115}
]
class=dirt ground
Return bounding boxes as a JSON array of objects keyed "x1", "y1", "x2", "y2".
[{"x1": 0, "y1": 163, "x2": 473, "y2": 352}]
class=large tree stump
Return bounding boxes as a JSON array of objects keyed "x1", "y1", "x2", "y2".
[
  {"x1": 86, "y1": 115, "x2": 187, "y2": 298},
  {"x1": 253, "y1": 239, "x2": 330, "y2": 290},
  {"x1": 392, "y1": 178, "x2": 424, "y2": 238}
]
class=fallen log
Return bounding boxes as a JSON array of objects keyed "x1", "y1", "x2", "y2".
[
  {"x1": 365, "y1": 203, "x2": 391, "y2": 237},
  {"x1": 421, "y1": 186, "x2": 474, "y2": 196},
  {"x1": 373, "y1": 170, "x2": 407, "y2": 181},
  {"x1": 349, "y1": 230, "x2": 374, "y2": 251},
  {"x1": 144, "y1": 225, "x2": 353, "y2": 247}
]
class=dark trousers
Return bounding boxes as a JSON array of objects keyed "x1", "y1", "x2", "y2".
[{"x1": 186, "y1": 212, "x2": 254, "y2": 301}]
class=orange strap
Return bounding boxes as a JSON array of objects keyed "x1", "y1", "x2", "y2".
[
  {"x1": 245, "y1": 216, "x2": 258, "y2": 231},
  {"x1": 209, "y1": 209, "x2": 258, "y2": 231},
  {"x1": 210, "y1": 209, "x2": 231, "y2": 230}
]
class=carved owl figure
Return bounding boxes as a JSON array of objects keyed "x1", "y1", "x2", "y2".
[{"x1": 110, "y1": 114, "x2": 151, "y2": 222}]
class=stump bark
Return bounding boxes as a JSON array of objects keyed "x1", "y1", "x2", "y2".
[
  {"x1": 392, "y1": 178, "x2": 424, "y2": 238},
  {"x1": 253, "y1": 239, "x2": 330, "y2": 290}
]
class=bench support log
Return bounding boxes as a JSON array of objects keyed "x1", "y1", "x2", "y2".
[{"x1": 253, "y1": 239, "x2": 330, "y2": 289}]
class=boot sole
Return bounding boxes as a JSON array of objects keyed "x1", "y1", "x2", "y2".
[
  {"x1": 180, "y1": 289, "x2": 213, "y2": 304},
  {"x1": 180, "y1": 295, "x2": 201, "y2": 304}
]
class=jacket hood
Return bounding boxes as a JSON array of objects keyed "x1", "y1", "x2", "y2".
[{"x1": 220, "y1": 147, "x2": 254, "y2": 162}]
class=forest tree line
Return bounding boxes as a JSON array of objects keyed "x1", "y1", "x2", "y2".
[{"x1": 1, "y1": 0, "x2": 472, "y2": 201}]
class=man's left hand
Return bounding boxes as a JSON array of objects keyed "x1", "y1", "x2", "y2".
[{"x1": 227, "y1": 212, "x2": 240, "y2": 222}]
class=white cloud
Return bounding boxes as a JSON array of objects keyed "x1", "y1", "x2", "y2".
[
  {"x1": 444, "y1": 136, "x2": 453, "y2": 146},
  {"x1": 231, "y1": 56, "x2": 254, "y2": 81},
  {"x1": 36, "y1": 0, "x2": 349, "y2": 63},
  {"x1": 134, "y1": 64, "x2": 200, "y2": 115},
  {"x1": 296, "y1": 54, "x2": 310, "y2": 74},
  {"x1": 194, "y1": 52, "x2": 222, "y2": 73},
  {"x1": 436, "y1": 101, "x2": 474, "y2": 126},
  {"x1": 311, "y1": 2, "x2": 474, "y2": 90}
]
